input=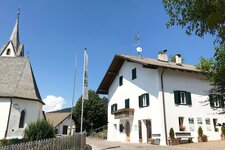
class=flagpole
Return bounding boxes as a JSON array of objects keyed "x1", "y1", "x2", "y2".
[
  {"x1": 69, "y1": 54, "x2": 77, "y2": 135},
  {"x1": 80, "y1": 48, "x2": 88, "y2": 133}
]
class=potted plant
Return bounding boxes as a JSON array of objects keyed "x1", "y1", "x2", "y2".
[
  {"x1": 179, "y1": 125, "x2": 186, "y2": 131},
  {"x1": 221, "y1": 124, "x2": 225, "y2": 140},
  {"x1": 169, "y1": 128, "x2": 179, "y2": 145},
  {"x1": 198, "y1": 126, "x2": 208, "y2": 142}
]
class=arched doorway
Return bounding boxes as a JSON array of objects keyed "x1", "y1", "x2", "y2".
[{"x1": 125, "y1": 121, "x2": 130, "y2": 142}]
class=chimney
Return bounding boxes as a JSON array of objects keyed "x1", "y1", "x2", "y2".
[
  {"x1": 175, "y1": 54, "x2": 182, "y2": 65},
  {"x1": 158, "y1": 49, "x2": 168, "y2": 62}
]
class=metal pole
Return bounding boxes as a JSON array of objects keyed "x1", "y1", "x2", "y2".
[
  {"x1": 69, "y1": 54, "x2": 77, "y2": 135},
  {"x1": 80, "y1": 97, "x2": 84, "y2": 133}
]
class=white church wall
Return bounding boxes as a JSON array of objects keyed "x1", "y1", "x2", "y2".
[
  {"x1": 0, "y1": 98, "x2": 11, "y2": 139},
  {"x1": 6, "y1": 98, "x2": 43, "y2": 139}
]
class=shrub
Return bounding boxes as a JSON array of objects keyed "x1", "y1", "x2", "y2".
[
  {"x1": 221, "y1": 124, "x2": 225, "y2": 135},
  {"x1": 24, "y1": 119, "x2": 55, "y2": 141},
  {"x1": 169, "y1": 128, "x2": 175, "y2": 139},
  {"x1": 0, "y1": 139, "x2": 9, "y2": 146},
  {"x1": 198, "y1": 126, "x2": 203, "y2": 137}
]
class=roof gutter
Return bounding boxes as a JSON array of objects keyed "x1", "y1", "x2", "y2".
[
  {"x1": 161, "y1": 68, "x2": 168, "y2": 145},
  {"x1": 5, "y1": 98, "x2": 12, "y2": 138}
]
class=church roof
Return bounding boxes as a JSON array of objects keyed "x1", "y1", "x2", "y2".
[{"x1": 0, "y1": 57, "x2": 44, "y2": 104}]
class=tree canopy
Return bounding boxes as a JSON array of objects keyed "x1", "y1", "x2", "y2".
[
  {"x1": 73, "y1": 90, "x2": 107, "y2": 133},
  {"x1": 163, "y1": 0, "x2": 225, "y2": 43}
]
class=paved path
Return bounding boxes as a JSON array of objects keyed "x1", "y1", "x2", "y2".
[
  {"x1": 87, "y1": 138, "x2": 225, "y2": 150},
  {"x1": 87, "y1": 138, "x2": 191, "y2": 150}
]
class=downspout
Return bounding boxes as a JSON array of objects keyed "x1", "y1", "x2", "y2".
[
  {"x1": 5, "y1": 98, "x2": 12, "y2": 138},
  {"x1": 161, "y1": 68, "x2": 168, "y2": 145}
]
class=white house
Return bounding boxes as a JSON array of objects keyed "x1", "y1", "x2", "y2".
[
  {"x1": 97, "y1": 51, "x2": 225, "y2": 145},
  {"x1": 46, "y1": 110, "x2": 76, "y2": 136},
  {"x1": 0, "y1": 13, "x2": 44, "y2": 139}
]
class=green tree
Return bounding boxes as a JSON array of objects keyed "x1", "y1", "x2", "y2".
[
  {"x1": 163, "y1": 0, "x2": 225, "y2": 104},
  {"x1": 197, "y1": 45, "x2": 225, "y2": 98},
  {"x1": 24, "y1": 119, "x2": 55, "y2": 141},
  {"x1": 163, "y1": 0, "x2": 225, "y2": 43},
  {"x1": 73, "y1": 90, "x2": 107, "y2": 133}
]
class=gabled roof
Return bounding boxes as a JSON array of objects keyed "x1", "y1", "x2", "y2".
[
  {"x1": 46, "y1": 112, "x2": 74, "y2": 127},
  {"x1": 0, "y1": 57, "x2": 44, "y2": 104},
  {"x1": 97, "y1": 54, "x2": 199, "y2": 94}
]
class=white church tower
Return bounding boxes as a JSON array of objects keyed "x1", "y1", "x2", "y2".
[{"x1": 0, "y1": 11, "x2": 44, "y2": 139}]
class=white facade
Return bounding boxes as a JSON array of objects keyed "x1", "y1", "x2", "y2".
[
  {"x1": 55, "y1": 116, "x2": 76, "y2": 135},
  {"x1": 106, "y1": 60, "x2": 225, "y2": 145},
  {"x1": 0, "y1": 98, "x2": 43, "y2": 139}
]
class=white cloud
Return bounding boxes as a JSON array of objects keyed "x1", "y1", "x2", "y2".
[{"x1": 43, "y1": 95, "x2": 65, "y2": 112}]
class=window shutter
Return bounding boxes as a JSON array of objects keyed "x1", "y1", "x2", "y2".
[
  {"x1": 111, "y1": 105, "x2": 113, "y2": 114},
  {"x1": 146, "y1": 94, "x2": 150, "y2": 106},
  {"x1": 139, "y1": 95, "x2": 143, "y2": 108},
  {"x1": 174, "y1": 91, "x2": 180, "y2": 105},
  {"x1": 115, "y1": 104, "x2": 117, "y2": 111},
  {"x1": 132, "y1": 68, "x2": 137, "y2": 80},
  {"x1": 209, "y1": 95, "x2": 214, "y2": 107},
  {"x1": 125, "y1": 99, "x2": 129, "y2": 108},
  {"x1": 186, "y1": 92, "x2": 192, "y2": 105}
]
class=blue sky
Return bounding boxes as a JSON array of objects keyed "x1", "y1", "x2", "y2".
[{"x1": 0, "y1": 0, "x2": 215, "y2": 111}]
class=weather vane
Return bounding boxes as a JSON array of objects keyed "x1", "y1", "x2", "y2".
[{"x1": 134, "y1": 32, "x2": 142, "y2": 57}]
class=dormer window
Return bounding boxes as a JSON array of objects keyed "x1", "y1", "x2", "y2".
[{"x1": 6, "y1": 49, "x2": 11, "y2": 55}]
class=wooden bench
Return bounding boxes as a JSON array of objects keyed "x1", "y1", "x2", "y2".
[{"x1": 175, "y1": 132, "x2": 194, "y2": 143}]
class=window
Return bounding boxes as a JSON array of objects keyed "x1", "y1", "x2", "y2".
[
  {"x1": 205, "y1": 118, "x2": 211, "y2": 125},
  {"x1": 132, "y1": 68, "x2": 137, "y2": 80},
  {"x1": 6, "y1": 49, "x2": 11, "y2": 55},
  {"x1": 188, "y1": 118, "x2": 194, "y2": 124},
  {"x1": 63, "y1": 125, "x2": 68, "y2": 135},
  {"x1": 125, "y1": 99, "x2": 130, "y2": 108},
  {"x1": 213, "y1": 118, "x2": 219, "y2": 132},
  {"x1": 188, "y1": 118, "x2": 195, "y2": 131},
  {"x1": 209, "y1": 94, "x2": 224, "y2": 108},
  {"x1": 111, "y1": 103, "x2": 117, "y2": 114},
  {"x1": 197, "y1": 118, "x2": 202, "y2": 125},
  {"x1": 119, "y1": 76, "x2": 123, "y2": 86},
  {"x1": 139, "y1": 93, "x2": 149, "y2": 108},
  {"x1": 19, "y1": 110, "x2": 25, "y2": 128},
  {"x1": 179, "y1": 117, "x2": 185, "y2": 131},
  {"x1": 119, "y1": 124, "x2": 124, "y2": 132},
  {"x1": 174, "y1": 91, "x2": 192, "y2": 105}
]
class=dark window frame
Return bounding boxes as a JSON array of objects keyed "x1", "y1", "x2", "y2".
[
  {"x1": 174, "y1": 90, "x2": 192, "y2": 105},
  {"x1": 139, "y1": 93, "x2": 150, "y2": 108},
  {"x1": 119, "y1": 76, "x2": 123, "y2": 86},
  {"x1": 19, "y1": 110, "x2": 25, "y2": 128},
  {"x1": 132, "y1": 68, "x2": 137, "y2": 80}
]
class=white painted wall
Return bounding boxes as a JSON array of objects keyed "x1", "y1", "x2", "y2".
[
  {"x1": 163, "y1": 69, "x2": 225, "y2": 142},
  {"x1": 55, "y1": 116, "x2": 75, "y2": 135},
  {"x1": 107, "y1": 60, "x2": 225, "y2": 145},
  {"x1": 6, "y1": 98, "x2": 43, "y2": 139},
  {"x1": 108, "y1": 61, "x2": 166, "y2": 144},
  {"x1": 1, "y1": 42, "x2": 16, "y2": 57},
  {"x1": 0, "y1": 98, "x2": 11, "y2": 139}
]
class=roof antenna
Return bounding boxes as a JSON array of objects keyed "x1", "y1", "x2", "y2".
[{"x1": 134, "y1": 32, "x2": 142, "y2": 57}]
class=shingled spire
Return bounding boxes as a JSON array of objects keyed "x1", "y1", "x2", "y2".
[
  {"x1": 0, "y1": 9, "x2": 24, "y2": 57},
  {"x1": 10, "y1": 10, "x2": 20, "y2": 53}
]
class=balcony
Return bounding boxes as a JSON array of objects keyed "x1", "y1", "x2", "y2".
[{"x1": 113, "y1": 108, "x2": 134, "y2": 119}]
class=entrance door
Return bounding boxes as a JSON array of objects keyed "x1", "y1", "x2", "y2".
[
  {"x1": 125, "y1": 121, "x2": 130, "y2": 142},
  {"x1": 146, "y1": 120, "x2": 152, "y2": 143},
  {"x1": 138, "y1": 120, "x2": 142, "y2": 143}
]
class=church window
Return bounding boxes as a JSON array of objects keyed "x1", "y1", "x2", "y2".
[
  {"x1": 19, "y1": 110, "x2": 25, "y2": 128},
  {"x1": 6, "y1": 49, "x2": 11, "y2": 55}
]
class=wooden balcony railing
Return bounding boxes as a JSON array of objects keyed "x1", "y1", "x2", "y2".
[{"x1": 113, "y1": 108, "x2": 134, "y2": 119}]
